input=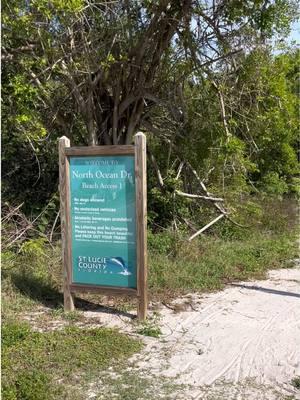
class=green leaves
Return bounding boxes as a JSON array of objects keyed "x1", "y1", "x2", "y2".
[
  {"x1": 50, "y1": 0, "x2": 83, "y2": 12},
  {"x1": 2, "y1": 0, "x2": 299, "y2": 232},
  {"x1": 260, "y1": 172, "x2": 289, "y2": 196},
  {"x1": 223, "y1": 0, "x2": 297, "y2": 37}
]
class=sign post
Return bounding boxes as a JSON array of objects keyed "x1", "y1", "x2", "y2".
[
  {"x1": 59, "y1": 136, "x2": 74, "y2": 312},
  {"x1": 135, "y1": 133, "x2": 147, "y2": 320},
  {"x1": 59, "y1": 133, "x2": 147, "y2": 320}
]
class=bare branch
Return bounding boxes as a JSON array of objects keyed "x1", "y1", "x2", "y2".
[
  {"x1": 1, "y1": 203, "x2": 24, "y2": 223},
  {"x1": 49, "y1": 211, "x2": 60, "y2": 242},
  {"x1": 188, "y1": 214, "x2": 225, "y2": 241},
  {"x1": 185, "y1": 161, "x2": 227, "y2": 214},
  {"x1": 148, "y1": 150, "x2": 164, "y2": 189},
  {"x1": 175, "y1": 161, "x2": 185, "y2": 180},
  {"x1": 211, "y1": 80, "x2": 232, "y2": 143},
  {"x1": 26, "y1": 135, "x2": 41, "y2": 186},
  {"x1": 175, "y1": 190, "x2": 224, "y2": 202}
]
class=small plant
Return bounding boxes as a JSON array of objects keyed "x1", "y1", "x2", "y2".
[
  {"x1": 3, "y1": 370, "x2": 52, "y2": 400},
  {"x1": 1, "y1": 321, "x2": 31, "y2": 348},
  {"x1": 291, "y1": 376, "x2": 300, "y2": 390},
  {"x1": 50, "y1": 308, "x2": 82, "y2": 322},
  {"x1": 63, "y1": 310, "x2": 82, "y2": 322},
  {"x1": 50, "y1": 307, "x2": 64, "y2": 318},
  {"x1": 136, "y1": 320, "x2": 162, "y2": 338},
  {"x1": 19, "y1": 238, "x2": 47, "y2": 258}
]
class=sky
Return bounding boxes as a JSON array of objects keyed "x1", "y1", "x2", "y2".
[{"x1": 288, "y1": 20, "x2": 300, "y2": 45}]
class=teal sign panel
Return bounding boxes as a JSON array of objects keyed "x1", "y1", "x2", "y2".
[{"x1": 69, "y1": 156, "x2": 137, "y2": 288}]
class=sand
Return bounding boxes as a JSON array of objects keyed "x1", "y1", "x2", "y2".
[
  {"x1": 22, "y1": 266, "x2": 300, "y2": 398},
  {"x1": 85, "y1": 266, "x2": 300, "y2": 399}
]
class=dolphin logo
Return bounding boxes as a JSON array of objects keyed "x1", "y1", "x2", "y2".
[
  {"x1": 110, "y1": 257, "x2": 125, "y2": 269},
  {"x1": 108, "y1": 257, "x2": 132, "y2": 275}
]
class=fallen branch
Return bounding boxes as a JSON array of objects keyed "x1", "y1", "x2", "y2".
[
  {"x1": 175, "y1": 161, "x2": 185, "y2": 180},
  {"x1": 175, "y1": 190, "x2": 224, "y2": 202},
  {"x1": 1, "y1": 203, "x2": 24, "y2": 223},
  {"x1": 3, "y1": 195, "x2": 58, "y2": 248},
  {"x1": 8, "y1": 226, "x2": 33, "y2": 247},
  {"x1": 225, "y1": 216, "x2": 250, "y2": 229},
  {"x1": 185, "y1": 162, "x2": 227, "y2": 214},
  {"x1": 181, "y1": 217, "x2": 198, "y2": 232},
  {"x1": 188, "y1": 214, "x2": 225, "y2": 241}
]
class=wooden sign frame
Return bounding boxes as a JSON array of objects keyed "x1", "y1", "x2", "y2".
[{"x1": 59, "y1": 133, "x2": 147, "y2": 320}]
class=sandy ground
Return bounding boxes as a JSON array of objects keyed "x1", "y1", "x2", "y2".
[
  {"x1": 23, "y1": 266, "x2": 300, "y2": 399},
  {"x1": 84, "y1": 266, "x2": 300, "y2": 399}
]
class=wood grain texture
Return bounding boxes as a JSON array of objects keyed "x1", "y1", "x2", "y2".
[
  {"x1": 59, "y1": 136, "x2": 75, "y2": 311},
  {"x1": 135, "y1": 132, "x2": 148, "y2": 321},
  {"x1": 65, "y1": 145, "x2": 135, "y2": 156},
  {"x1": 69, "y1": 284, "x2": 137, "y2": 296}
]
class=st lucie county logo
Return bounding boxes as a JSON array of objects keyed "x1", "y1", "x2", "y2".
[{"x1": 77, "y1": 256, "x2": 132, "y2": 275}]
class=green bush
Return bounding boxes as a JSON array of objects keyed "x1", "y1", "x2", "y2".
[
  {"x1": 2, "y1": 371, "x2": 52, "y2": 400},
  {"x1": 2, "y1": 321, "x2": 31, "y2": 348},
  {"x1": 260, "y1": 172, "x2": 289, "y2": 196},
  {"x1": 148, "y1": 230, "x2": 176, "y2": 254},
  {"x1": 289, "y1": 177, "x2": 300, "y2": 197}
]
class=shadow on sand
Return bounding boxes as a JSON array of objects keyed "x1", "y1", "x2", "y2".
[{"x1": 230, "y1": 283, "x2": 300, "y2": 298}]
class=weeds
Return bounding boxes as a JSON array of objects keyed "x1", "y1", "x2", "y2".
[
  {"x1": 91, "y1": 369, "x2": 188, "y2": 400},
  {"x1": 50, "y1": 307, "x2": 83, "y2": 322},
  {"x1": 291, "y1": 376, "x2": 300, "y2": 390},
  {"x1": 149, "y1": 232, "x2": 297, "y2": 300},
  {"x1": 1, "y1": 199, "x2": 298, "y2": 311},
  {"x1": 1, "y1": 197, "x2": 298, "y2": 399},
  {"x1": 136, "y1": 319, "x2": 162, "y2": 338},
  {"x1": 1, "y1": 320, "x2": 142, "y2": 400}
]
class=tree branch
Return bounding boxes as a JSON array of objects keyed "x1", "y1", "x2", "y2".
[
  {"x1": 188, "y1": 214, "x2": 225, "y2": 241},
  {"x1": 175, "y1": 190, "x2": 224, "y2": 202}
]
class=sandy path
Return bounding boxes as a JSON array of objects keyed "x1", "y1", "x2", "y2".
[
  {"x1": 24, "y1": 267, "x2": 300, "y2": 399},
  {"x1": 86, "y1": 266, "x2": 300, "y2": 399}
]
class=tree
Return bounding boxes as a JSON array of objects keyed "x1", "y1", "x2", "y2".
[
  {"x1": 2, "y1": 0, "x2": 298, "y2": 216},
  {"x1": 3, "y1": 0, "x2": 297, "y2": 143}
]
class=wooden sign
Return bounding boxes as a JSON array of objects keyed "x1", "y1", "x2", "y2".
[{"x1": 59, "y1": 133, "x2": 147, "y2": 320}]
